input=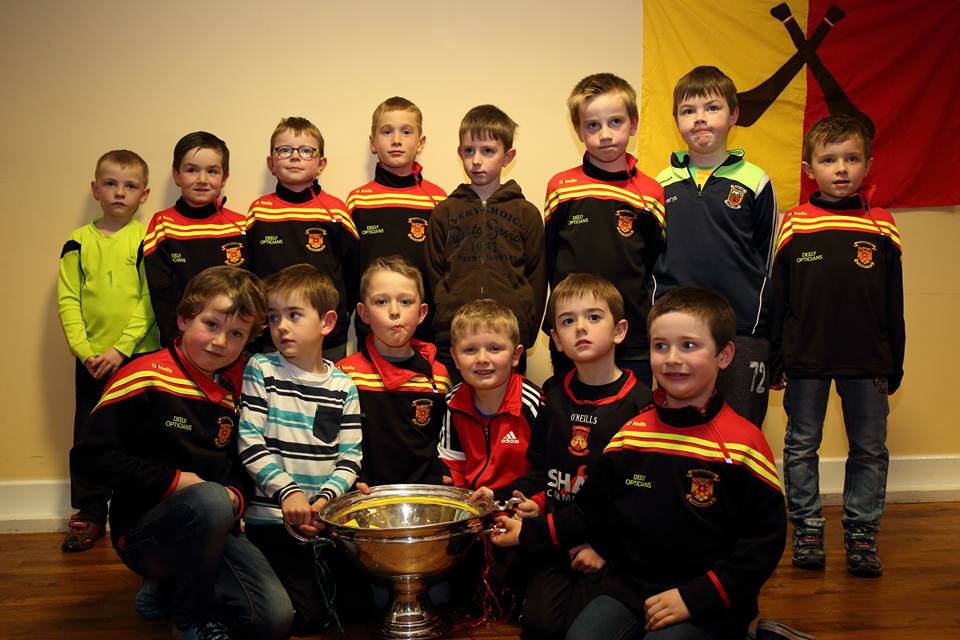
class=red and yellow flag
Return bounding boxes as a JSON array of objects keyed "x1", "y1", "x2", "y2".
[{"x1": 638, "y1": 0, "x2": 960, "y2": 209}]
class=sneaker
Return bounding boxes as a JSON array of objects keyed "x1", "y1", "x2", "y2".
[
  {"x1": 61, "y1": 513, "x2": 105, "y2": 552},
  {"x1": 845, "y1": 526, "x2": 882, "y2": 577},
  {"x1": 134, "y1": 579, "x2": 171, "y2": 620},
  {"x1": 174, "y1": 622, "x2": 231, "y2": 640},
  {"x1": 756, "y1": 618, "x2": 817, "y2": 639},
  {"x1": 791, "y1": 523, "x2": 825, "y2": 570}
]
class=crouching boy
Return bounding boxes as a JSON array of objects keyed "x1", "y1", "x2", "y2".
[
  {"x1": 71, "y1": 266, "x2": 293, "y2": 640},
  {"x1": 493, "y1": 288, "x2": 786, "y2": 639},
  {"x1": 238, "y1": 264, "x2": 366, "y2": 632}
]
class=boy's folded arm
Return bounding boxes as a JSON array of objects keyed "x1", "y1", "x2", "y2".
[
  {"x1": 678, "y1": 483, "x2": 787, "y2": 619},
  {"x1": 71, "y1": 389, "x2": 178, "y2": 497}
]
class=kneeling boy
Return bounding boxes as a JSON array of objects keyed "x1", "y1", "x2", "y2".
[
  {"x1": 71, "y1": 267, "x2": 293, "y2": 640},
  {"x1": 494, "y1": 288, "x2": 786, "y2": 640},
  {"x1": 496, "y1": 273, "x2": 653, "y2": 638}
]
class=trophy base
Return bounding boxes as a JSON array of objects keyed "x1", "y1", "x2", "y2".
[{"x1": 379, "y1": 577, "x2": 444, "y2": 640}]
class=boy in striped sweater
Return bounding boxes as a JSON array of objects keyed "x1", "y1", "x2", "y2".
[{"x1": 238, "y1": 264, "x2": 365, "y2": 633}]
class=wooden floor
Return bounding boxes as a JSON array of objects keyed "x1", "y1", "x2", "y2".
[{"x1": 1, "y1": 502, "x2": 958, "y2": 639}]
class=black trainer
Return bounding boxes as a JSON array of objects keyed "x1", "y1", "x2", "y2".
[
  {"x1": 845, "y1": 526, "x2": 882, "y2": 577},
  {"x1": 791, "y1": 523, "x2": 825, "y2": 570}
]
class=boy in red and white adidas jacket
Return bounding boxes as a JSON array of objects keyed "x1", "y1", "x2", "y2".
[{"x1": 438, "y1": 299, "x2": 544, "y2": 493}]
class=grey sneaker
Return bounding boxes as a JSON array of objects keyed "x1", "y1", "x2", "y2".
[
  {"x1": 845, "y1": 526, "x2": 882, "y2": 577},
  {"x1": 791, "y1": 523, "x2": 825, "y2": 570},
  {"x1": 756, "y1": 618, "x2": 816, "y2": 639}
]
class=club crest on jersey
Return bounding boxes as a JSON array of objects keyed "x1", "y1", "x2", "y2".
[
  {"x1": 685, "y1": 469, "x2": 719, "y2": 507},
  {"x1": 411, "y1": 398, "x2": 434, "y2": 427},
  {"x1": 407, "y1": 217, "x2": 428, "y2": 242},
  {"x1": 615, "y1": 210, "x2": 637, "y2": 237},
  {"x1": 724, "y1": 185, "x2": 746, "y2": 210},
  {"x1": 568, "y1": 425, "x2": 591, "y2": 457},
  {"x1": 854, "y1": 240, "x2": 876, "y2": 269},
  {"x1": 215, "y1": 416, "x2": 234, "y2": 448},
  {"x1": 305, "y1": 227, "x2": 327, "y2": 252},
  {"x1": 221, "y1": 242, "x2": 245, "y2": 266}
]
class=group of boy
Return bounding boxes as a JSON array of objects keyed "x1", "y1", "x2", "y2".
[{"x1": 57, "y1": 62, "x2": 903, "y2": 640}]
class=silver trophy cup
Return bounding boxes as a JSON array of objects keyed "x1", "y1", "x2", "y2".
[{"x1": 296, "y1": 484, "x2": 502, "y2": 639}]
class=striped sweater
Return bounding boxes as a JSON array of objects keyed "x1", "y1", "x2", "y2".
[{"x1": 238, "y1": 353, "x2": 362, "y2": 525}]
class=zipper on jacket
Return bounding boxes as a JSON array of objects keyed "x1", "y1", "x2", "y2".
[
  {"x1": 480, "y1": 201, "x2": 487, "y2": 296},
  {"x1": 466, "y1": 412, "x2": 496, "y2": 489},
  {"x1": 703, "y1": 409, "x2": 734, "y2": 464}
]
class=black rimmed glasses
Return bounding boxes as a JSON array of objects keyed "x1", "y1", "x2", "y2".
[{"x1": 272, "y1": 145, "x2": 319, "y2": 159}]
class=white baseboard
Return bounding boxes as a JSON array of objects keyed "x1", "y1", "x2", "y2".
[{"x1": 2, "y1": 455, "x2": 959, "y2": 533}]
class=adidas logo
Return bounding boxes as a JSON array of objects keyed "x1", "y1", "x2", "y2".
[{"x1": 500, "y1": 430, "x2": 520, "y2": 444}]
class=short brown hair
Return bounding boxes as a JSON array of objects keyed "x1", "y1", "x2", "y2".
[
  {"x1": 459, "y1": 104, "x2": 518, "y2": 150},
  {"x1": 546, "y1": 273, "x2": 625, "y2": 331},
  {"x1": 270, "y1": 116, "x2": 324, "y2": 157},
  {"x1": 173, "y1": 131, "x2": 230, "y2": 174},
  {"x1": 95, "y1": 149, "x2": 149, "y2": 183},
  {"x1": 177, "y1": 266, "x2": 267, "y2": 342},
  {"x1": 450, "y1": 299, "x2": 520, "y2": 347},
  {"x1": 370, "y1": 96, "x2": 423, "y2": 136},
  {"x1": 264, "y1": 264, "x2": 338, "y2": 316},
  {"x1": 802, "y1": 114, "x2": 872, "y2": 164},
  {"x1": 359, "y1": 255, "x2": 425, "y2": 303},
  {"x1": 672, "y1": 66, "x2": 738, "y2": 117},
  {"x1": 648, "y1": 287, "x2": 735, "y2": 354},
  {"x1": 567, "y1": 73, "x2": 638, "y2": 130}
]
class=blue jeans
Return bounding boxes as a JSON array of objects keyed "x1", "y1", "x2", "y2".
[
  {"x1": 565, "y1": 595, "x2": 720, "y2": 640},
  {"x1": 118, "y1": 483, "x2": 293, "y2": 638},
  {"x1": 783, "y1": 377, "x2": 889, "y2": 531}
]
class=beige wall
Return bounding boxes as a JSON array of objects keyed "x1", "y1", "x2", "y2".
[{"x1": 1, "y1": 2, "x2": 956, "y2": 481}]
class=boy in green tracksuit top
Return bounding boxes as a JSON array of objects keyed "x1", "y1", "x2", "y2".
[
  {"x1": 57, "y1": 149, "x2": 160, "y2": 552},
  {"x1": 651, "y1": 66, "x2": 779, "y2": 429}
]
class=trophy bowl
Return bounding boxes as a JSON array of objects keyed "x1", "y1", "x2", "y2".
[{"x1": 316, "y1": 484, "x2": 499, "y2": 640}]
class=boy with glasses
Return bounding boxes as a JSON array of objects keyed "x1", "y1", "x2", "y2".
[{"x1": 246, "y1": 117, "x2": 358, "y2": 361}]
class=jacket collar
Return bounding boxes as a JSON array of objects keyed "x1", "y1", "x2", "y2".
[
  {"x1": 276, "y1": 180, "x2": 321, "y2": 204},
  {"x1": 810, "y1": 184, "x2": 876, "y2": 212},
  {"x1": 174, "y1": 197, "x2": 223, "y2": 219},
  {"x1": 374, "y1": 162, "x2": 423, "y2": 189},
  {"x1": 362, "y1": 333, "x2": 438, "y2": 389},
  {"x1": 563, "y1": 368, "x2": 637, "y2": 406},
  {"x1": 171, "y1": 341, "x2": 242, "y2": 404},
  {"x1": 582, "y1": 153, "x2": 638, "y2": 182},
  {"x1": 448, "y1": 179, "x2": 524, "y2": 203},
  {"x1": 448, "y1": 371, "x2": 525, "y2": 418},
  {"x1": 651, "y1": 388, "x2": 724, "y2": 427},
  {"x1": 670, "y1": 149, "x2": 744, "y2": 171}
]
